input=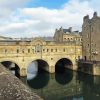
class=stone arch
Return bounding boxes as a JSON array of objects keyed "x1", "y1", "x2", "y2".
[
  {"x1": 27, "y1": 58, "x2": 50, "y2": 89},
  {"x1": 55, "y1": 58, "x2": 73, "y2": 73},
  {"x1": 0, "y1": 59, "x2": 21, "y2": 68},
  {"x1": 0, "y1": 60, "x2": 20, "y2": 78},
  {"x1": 27, "y1": 59, "x2": 49, "y2": 74}
]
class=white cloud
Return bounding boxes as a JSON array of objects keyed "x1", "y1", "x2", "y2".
[
  {"x1": 0, "y1": 0, "x2": 30, "y2": 8},
  {"x1": 0, "y1": 0, "x2": 99, "y2": 38},
  {"x1": 0, "y1": 0, "x2": 30, "y2": 19}
]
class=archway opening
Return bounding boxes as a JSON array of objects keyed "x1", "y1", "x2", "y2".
[
  {"x1": 27, "y1": 59, "x2": 49, "y2": 89},
  {"x1": 1, "y1": 61, "x2": 20, "y2": 78},
  {"x1": 27, "y1": 59, "x2": 49, "y2": 80},
  {"x1": 37, "y1": 59, "x2": 49, "y2": 72},
  {"x1": 55, "y1": 58, "x2": 73, "y2": 73},
  {"x1": 55, "y1": 58, "x2": 73, "y2": 84},
  {"x1": 27, "y1": 59, "x2": 49, "y2": 77}
]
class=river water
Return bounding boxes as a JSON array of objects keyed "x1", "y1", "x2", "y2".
[{"x1": 21, "y1": 69, "x2": 100, "y2": 100}]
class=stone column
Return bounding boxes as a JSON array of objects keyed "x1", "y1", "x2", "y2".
[
  {"x1": 20, "y1": 68, "x2": 27, "y2": 76},
  {"x1": 49, "y1": 65, "x2": 55, "y2": 73}
]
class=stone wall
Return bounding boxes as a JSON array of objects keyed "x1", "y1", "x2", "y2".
[
  {"x1": 82, "y1": 12, "x2": 100, "y2": 61},
  {"x1": 0, "y1": 64, "x2": 42, "y2": 100}
]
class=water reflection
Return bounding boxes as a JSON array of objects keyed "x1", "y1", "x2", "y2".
[
  {"x1": 21, "y1": 67, "x2": 100, "y2": 100},
  {"x1": 21, "y1": 69, "x2": 83, "y2": 100},
  {"x1": 55, "y1": 69, "x2": 73, "y2": 85},
  {"x1": 77, "y1": 72, "x2": 100, "y2": 100},
  {"x1": 27, "y1": 70, "x2": 49, "y2": 89}
]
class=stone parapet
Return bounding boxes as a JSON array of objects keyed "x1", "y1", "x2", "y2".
[{"x1": 0, "y1": 64, "x2": 42, "y2": 100}]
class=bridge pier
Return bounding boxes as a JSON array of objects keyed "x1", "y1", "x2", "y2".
[
  {"x1": 73, "y1": 63, "x2": 78, "y2": 70},
  {"x1": 20, "y1": 68, "x2": 27, "y2": 76},
  {"x1": 49, "y1": 66, "x2": 55, "y2": 73}
]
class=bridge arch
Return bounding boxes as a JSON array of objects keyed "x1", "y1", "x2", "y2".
[
  {"x1": 27, "y1": 59, "x2": 50, "y2": 89},
  {"x1": 55, "y1": 58, "x2": 73, "y2": 73},
  {"x1": 27, "y1": 59, "x2": 49, "y2": 75},
  {"x1": 0, "y1": 59, "x2": 21, "y2": 68},
  {"x1": 0, "y1": 60, "x2": 20, "y2": 78}
]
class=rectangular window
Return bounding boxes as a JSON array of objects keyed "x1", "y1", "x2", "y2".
[
  {"x1": 17, "y1": 49, "x2": 19, "y2": 53},
  {"x1": 51, "y1": 49, "x2": 53, "y2": 52},
  {"x1": 43, "y1": 49, "x2": 45, "y2": 52},
  {"x1": 63, "y1": 48, "x2": 65, "y2": 52},
  {"x1": 28, "y1": 49, "x2": 30, "y2": 53},
  {"x1": 5, "y1": 49, "x2": 7, "y2": 53},
  {"x1": 47, "y1": 49, "x2": 49, "y2": 52}
]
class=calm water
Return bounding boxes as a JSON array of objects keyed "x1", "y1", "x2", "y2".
[{"x1": 21, "y1": 69, "x2": 100, "y2": 100}]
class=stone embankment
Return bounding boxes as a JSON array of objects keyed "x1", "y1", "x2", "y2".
[{"x1": 0, "y1": 64, "x2": 42, "y2": 100}]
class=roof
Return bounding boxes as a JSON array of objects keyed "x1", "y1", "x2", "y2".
[
  {"x1": 63, "y1": 29, "x2": 71, "y2": 33},
  {"x1": 42, "y1": 37, "x2": 54, "y2": 41}
]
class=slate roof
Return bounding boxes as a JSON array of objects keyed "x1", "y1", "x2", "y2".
[
  {"x1": 42, "y1": 37, "x2": 54, "y2": 41},
  {"x1": 63, "y1": 29, "x2": 71, "y2": 33}
]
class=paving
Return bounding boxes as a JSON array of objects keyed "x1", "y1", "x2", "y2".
[{"x1": 0, "y1": 64, "x2": 42, "y2": 100}]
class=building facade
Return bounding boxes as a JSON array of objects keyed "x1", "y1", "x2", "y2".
[
  {"x1": 82, "y1": 12, "x2": 100, "y2": 61},
  {"x1": 0, "y1": 27, "x2": 82, "y2": 76}
]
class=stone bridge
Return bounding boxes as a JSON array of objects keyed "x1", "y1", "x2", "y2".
[{"x1": 0, "y1": 37, "x2": 82, "y2": 76}]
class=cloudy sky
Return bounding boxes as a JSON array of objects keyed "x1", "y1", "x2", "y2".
[{"x1": 0, "y1": 0, "x2": 99, "y2": 38}]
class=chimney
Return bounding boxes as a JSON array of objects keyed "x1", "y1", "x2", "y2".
[
  {"x1": 55, "y1": 28, "x2": 58, "y2": 32},
  {"x1": 69, "y1": 27, "x2": 72, "y2": 33},
  {"x1": 93, "y1": 12, "x2": 97, "y2": 17},
  {"x1": 83, "y1": 15, "x2": 89, "y2": 22},
  {"x1": 60, "y1": 26, "x2": 63, "y2": 31}
]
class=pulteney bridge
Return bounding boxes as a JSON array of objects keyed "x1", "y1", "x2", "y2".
[{"x1": 0, "y1": 27, "x2": 82, "y2": 76}]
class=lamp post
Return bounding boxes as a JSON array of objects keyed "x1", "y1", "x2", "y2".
[{"x1": 92, "y1": 51, "x2": 98, "y2": 62}]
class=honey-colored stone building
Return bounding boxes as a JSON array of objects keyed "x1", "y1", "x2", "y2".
[
  {"x1": 78, "y1": 12, "x2": 100, "y2": 76},
  {"x1": 0, "y1": 27, "x2": 82, "y2": 76},
  {"x1": 82, "y1": 12, "x2": 100, "y2": 61}
]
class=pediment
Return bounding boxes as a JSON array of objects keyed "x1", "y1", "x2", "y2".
[{"x1": 31, "y1": 38, "x2": 46, "y2": 45}]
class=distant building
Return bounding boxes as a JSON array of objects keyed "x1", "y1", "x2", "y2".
[
  {"x1": 54, "y1": 27, "x2": 82, "y2": 43},
  {"x1": 82, "y1": 12, "x2": 100, "y2": 61},
  {"x1": 0, "y1": 36, "x2": 12, "y2": 40}
]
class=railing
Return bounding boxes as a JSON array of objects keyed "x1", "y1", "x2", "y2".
[{"x1": 78, "y1": 59, "x2": 100, "y2": 64}]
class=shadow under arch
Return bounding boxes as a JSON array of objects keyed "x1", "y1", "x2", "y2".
[
  {"x1": 27, "y1": 59, "x2": 50, "y2": 89},
  {"x1": 55, "y1": 58, "x2": 73, "y2": 73},
  {"x1": 1, "y1": 61, "x2": 20, "y2": 78},
  {"x1": 55, "y1": 69, "x2": 73, "y2": 85},
  {"x1": 27, "y1": 59, "x2": 49, "y2": 74},
  {"x1": 55, "y1": 58, "x2": 73, "y2": 85},
  {"x1": 27, "y1": 70, "x2": 49, "y2": 89}
]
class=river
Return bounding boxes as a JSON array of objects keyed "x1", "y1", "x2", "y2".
[{"x1": 21, "y1": 68, "x2": 100, "y2": 100}]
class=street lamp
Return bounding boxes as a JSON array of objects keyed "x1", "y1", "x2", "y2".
[{"x1": 92, "y1": 51, "x2": 98, "y2": 62}]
